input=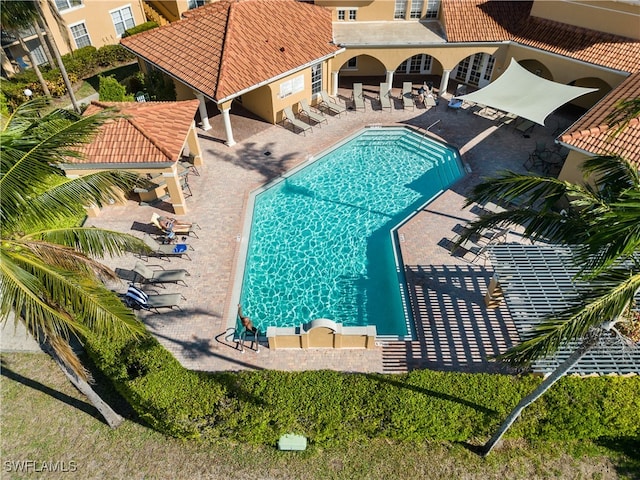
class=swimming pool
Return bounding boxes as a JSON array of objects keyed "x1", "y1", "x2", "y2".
[{"x1": 237, "y1": 126, "x2": 464, "y2": 338}]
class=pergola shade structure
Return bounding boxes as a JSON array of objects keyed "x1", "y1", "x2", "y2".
[
  {"x1": 456, "y1": 58, "x2": 599, "y2": 126},
  {"x1": 489, "y1": 243, "x2": 640, "y2": 376}
]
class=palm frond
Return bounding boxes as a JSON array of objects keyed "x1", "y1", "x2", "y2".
[
  {"x1": 5, "y1": 170, "x2": 139, "y2": 233},
  {"x1": 1, "y1": 243, "x2": 145, "y2": 341},
  {"x1": 581, "y1": 155, "x2": 640, "y2": 197},
  {"x1": 46, "y1": 332, "x2": 91, "y2": 381},
  {"x1": 22, "y1": 228, "x2": 148, "y2": 260},
  {"x1": 500, "y1": 267, "x2": 640, "y2": 365}
]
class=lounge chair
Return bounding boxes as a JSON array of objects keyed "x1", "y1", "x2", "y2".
[
  {"x1": 352, "y1": 83, "x2": 365, "y2": 111},
  {"x1": 282, "y1": 106, "x2": 312, "y2": 135},
  {"x1": 141, "y1": 233, "x2": 193, "y2": 261},
  {"x1": 132, "y1": 261, "x2": 190, "y2": 287},
  {"x1": 150, "y1": 212, "x2": 200, "y2": 238},
  {"x1": 402, "y1": 82, "x2": 414, "y2": 110},
  {"x1": 319, "y1": 90, "x2": 346, "y2": 116},
  {"x1": 124, "y1": 284, "x2": 185, "y2": 313},
  {"x1": 515, "y1": 119, "x2": 535, "y2": 135},
  {"x1": 298, "y1": 99, "x2": 327, "y2": 126},
  {"x1": 379, "y1": 83, "x2": 391, "y2": 111}
]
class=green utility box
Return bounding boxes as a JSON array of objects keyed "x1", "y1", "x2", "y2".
[{"x1": 277, "y1": 434, "x2": 307, "y2": 451}]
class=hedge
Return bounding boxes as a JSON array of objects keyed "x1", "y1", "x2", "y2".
[
  {"x1": 84, "y1": 331, "x2": 640, "y2": 446},
  {"x1": 122, "y1": 21, "x2": 159, "y2": 38}
]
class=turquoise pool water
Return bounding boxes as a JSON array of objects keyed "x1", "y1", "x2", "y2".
[{"x1": 239, "y1": 127, "x2": 464, "y2": 337}]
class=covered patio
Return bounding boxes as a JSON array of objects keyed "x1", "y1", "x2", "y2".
[{"x1": 63, "y1": 99, "x2": 202, "y2": 216}]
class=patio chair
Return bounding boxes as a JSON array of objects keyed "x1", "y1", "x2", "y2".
[
  {"x1": 132, "y1": 261, "x2": 190, "y2": 287},
  {"x1": 379, "y1": 83, "x2": 391, "y2": 111},
  {"x1": 150, "y1": 212, "x2": 200, "y2": 238},
  {"x1": 352, "y1": 83, "x2": 365, "y2": 111},
  {"x1": 141, "y1": 233, "x2": 193, "y2": 261},
  {"x1": 402, "y1": 82, "x2": 414, "y2": 110},
  {"x1": 515, "y1": 119, "x2": 535, "y2": 135},
  {"x1": 282, "y1": 106, "x2": 312, "y2": 135},
  {"x1": 124, "y1": 284, "x2": 185, "y2": 314},
  {"x1": 298, "y1": 99, "x2": 327, "y2": 126},
  {"x1": 319, "y1": 90, "x2": 346, "y2": 116},
  {"x1": 523, "y1": 141, "x2": 552, "y2": 170}
]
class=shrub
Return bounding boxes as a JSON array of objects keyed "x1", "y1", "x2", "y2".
[
  {"x1": 96, "y1": 44, "x2": 135, "y2": 67},
  {"x1": 122, "y1": 21, "x2": 159, "y2": 38},
  {"x1": 61, "y1": 46, "x2": 98, "y2": 78},
  {"x1": 84, "y1": 330, "x2": 640, "y2": 446},
  {"x1": 145, "y1": 70, "x2": 176, "y2": 101},
  {"x1": 121, "y1": 72, "x2": 146, "y2": 95},
  {"x1": 98, "y1": 75, "x2": 133, "y2": 102}
]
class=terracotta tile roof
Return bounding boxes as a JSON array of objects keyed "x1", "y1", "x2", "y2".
[
  {"x1": 121, "y1": 0, "x2": 340, "y2": 101},
  {"x1": 441, "y1": 0, "x2": 640, "y2": 73},
  {"x1": 514, "y1": 16, "x2": 640, "y2": 74},
  {"x1": 441, "y1": 0, "x2": 532, "y2": 42},
  {"x1": 560, "y1": 72, "x2": 640, "y2": 168},
  {"x1": 72, "y1": 100, "x2": 200, "y2": 165}
]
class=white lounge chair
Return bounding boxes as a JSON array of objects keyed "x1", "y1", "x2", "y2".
[
  {"x1": 352, "y1": 83, "x2": 365, "y2": 111},
  {"x1": 298, "y1": 99, "x2": 327, "y2": 126},
  {"x1": 402, "y1": 82, "x2": 414, "y2": 110},
  {"x1": 379, "y1": 83, "x2": 391, "y2": 111},
  {"x1": 282, "y1": 106, "x2": 312, "y2": 135},
  {"x1": 319, "y1": 90, "x2": 346, "y2": 116}
]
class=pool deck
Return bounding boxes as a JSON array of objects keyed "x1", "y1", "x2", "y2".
[{"x1": 88, "y1": 86, "x2": 578, "y2": 374}]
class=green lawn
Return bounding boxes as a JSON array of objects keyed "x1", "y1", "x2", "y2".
[{"x1": 1, "y1": 353, "x2": 638, "y2": 480}]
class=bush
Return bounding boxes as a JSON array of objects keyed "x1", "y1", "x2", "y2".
[
  {"x1": 98, "y1": 75, "x2": 133, "y2": 102},
  {"x1": 84, "y1": 330, "x2": 640, "y2": 446},
  {"x1": 121, "y1": 72, "x2": 146, "y2": 95},
  {"x1": 96, "y1": 44, "x2": 135, "y2": 67},
  {"x1": 145, "y1": 70, "x2": 176, "y2": 101},
  {"x1": 61, "y1": 46, "x2": 98, "y2": 78},
  {"x1": 122, "y1": 21, "x2": 159, "y2": 38}
]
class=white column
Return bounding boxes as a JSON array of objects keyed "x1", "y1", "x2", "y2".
[
  {"x1": 331, "y1": 71, "x2": 339, "y2": 96},
  {"x1": 385, "y1": 70, "x2": 394, "y2": 88},
  {"x1": 194, "y1": 92, "x2": 211, "y2": 131},
  {"x1": 439, "y1": 70, "x2": 451, "y2": 97},
  {"x1": 221, "y1": 107, "x2": 236, "y2": 147}
]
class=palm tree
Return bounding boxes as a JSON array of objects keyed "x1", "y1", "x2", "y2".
[
  {"x1": 0, "y1": 0, "x2": 80, "y2": 112},
  {"x1": 457, "y1": 155, "x2": 640, "y2": 456},
  {"x1": 1, "y1": 99, "x2": 148, "y2": 427},
  {"x1": 1, "y1": 0, "x2": 50, "y2": 96}
]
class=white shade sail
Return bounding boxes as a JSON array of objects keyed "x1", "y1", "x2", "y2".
[{"x1": 456, "y1": 58, "x2": 598, "y2": 126}]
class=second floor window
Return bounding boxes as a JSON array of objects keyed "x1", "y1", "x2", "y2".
[
  {"x1": 425, "y1": 0, "x2": 440, "y2": 18},
  {"x1": 111, "y1": 6, "x2": 135, "y2": 37},
  {"x1": 337, "y1": 9, "x2": 357, "y2": 21},
  {"x1": 188, "y1": 0, "x2": 206, "y2": 9},
  {"x1": 55, "y1": 0, "x2": 82, "y2": 12},
  {"x1": 394, "y1": 0, "x2": 407, "y2": 19},
  {"x1": 70, "y1": 22, "x2": 90, "y2": 48},
  {"x1": 410, "y1": 0, "x2": 422, "y2": 19}
]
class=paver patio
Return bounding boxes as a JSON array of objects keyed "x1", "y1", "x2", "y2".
[{"x1": 89, "y1": 85, "x2": 581, "y2": 374}]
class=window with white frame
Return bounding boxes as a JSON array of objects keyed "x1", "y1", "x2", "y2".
[
  {"x1": 69, "y1": 22, "x2": 91, "y2": 48},
  {"x1": 425, "y1": 0, "x2": 440, "y2": 18},
  {"x1": 311, "y1": 62, "x2": 322, "y2": 94},
  {"x1": 111, "y1": 6, "x2": 135, "y2": 37},
  {"x1": 26, "y1": 39, "x2": 47, "y2": 66},
  {"x1": 410, "y1": 0, "x2": 423, "y2": 18},
  {"x1": 188, "y1": 0, "x2": 206, "y2": 9},
  {"x1": 398, "y1": 54, "x2": 432, "y2": 74},
  {"x1": 337, "y1": 8, "x2": 357, "y2": 21},
  {"x1": 394, "y1": 0, "x2": 407, "y2": 19},
  {"x1": 55, "y1": 0, "x2": 82, "y2": 12}
]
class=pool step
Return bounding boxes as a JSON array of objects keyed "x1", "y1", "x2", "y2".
[{"x1": 358, "y1": 136, "x2": 451, "y2": 163}]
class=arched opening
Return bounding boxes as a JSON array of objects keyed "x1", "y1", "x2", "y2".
[
  {"x1": 519, "y1": 59, "x2": 553, "y2": 81},
  {"x1": 568, "y1": 77, "x2": 612, "y2": 109},
  {"x1": 393, "y1": 53, "x2": 444, "y2": 89}
]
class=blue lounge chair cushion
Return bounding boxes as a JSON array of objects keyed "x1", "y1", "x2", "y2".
[{"x1": 173, "y1": 244, "x2": 188, "y2": 253}]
